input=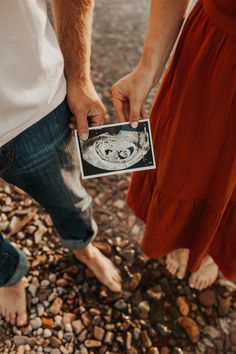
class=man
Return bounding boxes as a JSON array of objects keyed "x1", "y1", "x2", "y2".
[{"x1": 0, "y1": 0, "x2": 121, "y2": 327}]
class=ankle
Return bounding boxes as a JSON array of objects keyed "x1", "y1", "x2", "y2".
[{"x1": 73, "y1": 243, "x2": 97, "y2": 262}]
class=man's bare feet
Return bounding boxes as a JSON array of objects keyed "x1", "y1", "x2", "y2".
[
  {"x1": 166, "y1": 248, "x2": 190, "y2": 279},
  {"x1": 189, "y1": 255, "x2": 219, "y2": 290},
  {"x1": 0, "y1": 277, "x2": 27, "y2": 326},
  {"x1": 73, "y1": 243, "x2": 122, "y2": 293}
]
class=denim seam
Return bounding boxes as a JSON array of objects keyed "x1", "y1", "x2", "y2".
[
  {"x1": 0, "y1": 143, "x2": 14, "y2": 176},
  {"x1": 54, "y1": 104, "x2": 72, "y2": 148},
  {"x1": 4, "y1": 249, "x2": 29, "y2": 287}
]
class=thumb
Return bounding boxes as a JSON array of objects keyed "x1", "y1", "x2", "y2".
[
  {"x1": 75, "y1": 111, "x2": 89, "y2": 140},
  {"x1": 130, "y1": 97, "x2": 141, "y2": 128}
]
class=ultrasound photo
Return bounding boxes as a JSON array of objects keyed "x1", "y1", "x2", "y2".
[{"x1": 74, "y1": 120, "x2": 156, "y2": 179}]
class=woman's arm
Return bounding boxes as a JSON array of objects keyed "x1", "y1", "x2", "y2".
[
  {"x1": 52, "y1": 0, "x2": 106, "y2": 140},
  {"x1": 112, "y1": 0, "x2": 190, "y2": 127}
]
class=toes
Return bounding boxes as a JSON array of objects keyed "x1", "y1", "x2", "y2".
[
  {"x1": 17, "y1": 312, "x2": 27, "y2": 327},
  {"x1": 195, "y1": 277, "x2": 202, "y2": 290},
  {"x1": 202, "y1": 279, "x2": 208, "y2": 290},
  {"x1": 168, "y1": 263, "x2": 178, "y2": 275},
  {"x1": 5, "y1": 310, "x2": 11, "y2": 324},
  {"x1": 177, "y1": 264, "x2": 187, "y2": 279},
  {"x1": 166, "y1": 255, "x2": 178, "y2": 276},
  {"x1": 189, "y1": 274, "x2": 197, "y2": 288},
  {"x1": 107, "y1": 279, "x2": 122, "y2": 293},
  {"x1": 198, "y1": 279, "x2": 205, "y2": 291},
  {"x1": 10, "y1": 312, "x2": 17, "y2": 326},
  {"x1": 112, "y1": 272, "x2": 121, "y2": 283}
]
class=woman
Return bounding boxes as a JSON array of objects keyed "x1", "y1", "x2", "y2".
[{"x1": 112, "y1": 0, "x2": 236, "y2": 290}]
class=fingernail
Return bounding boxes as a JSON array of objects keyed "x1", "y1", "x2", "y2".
[
  {"x1": 131, "y1": 122, "x2": 138, "y2": 129},
  {"x1": 80, "y1": 133, "x2": 89, "y2": 141}
]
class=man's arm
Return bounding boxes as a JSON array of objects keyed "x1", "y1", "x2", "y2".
[{"x1": 51, "y1": 0, "x2": 106, "y2": 140}]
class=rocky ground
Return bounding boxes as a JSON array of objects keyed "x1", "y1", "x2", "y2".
[{"x1": 1, "y1": 1, "x2": 236, "y2": 354}]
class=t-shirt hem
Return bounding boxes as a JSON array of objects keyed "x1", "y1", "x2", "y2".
[{"x1": 0, "y1": 81, "x2": 67, "y2": 148}]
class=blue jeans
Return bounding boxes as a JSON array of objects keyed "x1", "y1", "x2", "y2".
[{"x1": 0, "y1": 98, "x2": 97, "y2": 287}]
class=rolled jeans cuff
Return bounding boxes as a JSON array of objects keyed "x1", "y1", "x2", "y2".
[
  {"x1": 4, "y1": 249, "x2": 29, "y2": 287},
  {"x1": 58, "y1": 218, "x2": 98, "y2": 250}
]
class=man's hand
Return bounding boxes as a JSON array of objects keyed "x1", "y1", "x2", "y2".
[
  {"x1": 112, "y1": 65, "x2": 156, "y2": 127},
  {"x1": 67, "y1": 81, "x2": 106, "y2": 140}
]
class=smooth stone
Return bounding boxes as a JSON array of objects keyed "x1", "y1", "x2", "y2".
[
  {"x1": 50, "y1": 336, "x2": 61, "y2": 348},
  {"x1": 72, "y1": 319, "x2": 84, "y2": 334},
  {"x1": 199, "y1": 290, "x2": 216, "y2": 307},
  {"x1": 43, "y1": 329, "x2": 52, "y2": 338},
  {"x1": 30, "y1": 317, "x2": 42, "y2": 330},
  {"x1": 84, "y1": 339, "x2": 102, "y2": 348},
  {"x1": 114, "y1": 299, "x2": 128, "y2": 312},
  {"x1": 49, "y1": 297, "x2": 63, "y2": 315},
  {"x1": 94, "y1": 326, "x2": 105, "y2": 341},
  {"x1": 176, "y1": 296, "x2": 189, "y2": 316},
  {"x1": 178, "y1": 317, "x2": 200, "y2": 343}
]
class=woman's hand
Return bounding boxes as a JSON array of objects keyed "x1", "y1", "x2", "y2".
[{"x1": 112, "y1": 64, "x2": 158, "y2": 127}]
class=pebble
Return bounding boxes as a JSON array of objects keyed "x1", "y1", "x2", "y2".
[
  {"x1": 156, "y1": 324, "x2": 171, "y2": 337},
  {"x1": 13, "y1": 336, "x2": 36, "y2": 347},
  {"x1": 65, "y1": 323, "x2": 73, "y2": 332},
  {"x1": 178, "y1": 317, "x2": 200, "y2": 343},
  {"x1": 84, "y1": 339, "x2": 102, "y2": 348},
  {"x1": 148, "y1": 348, "x2": 160, "y2": 354},
  {"x1": 138, "y1": 301, "x2": 150, "y2": 319},
  {"x1": 30, "y1": 317, "x2": 42, "y2": 330},
  {"x1": 126, "y1": 331, "x2": 132, "y2": 349},
  {"x1": 230, "y1": 328, "x2": 236, "y2": 345},
  {"x1": 218, "y1": 296, "x2": 232, "y2": 317},
  {"x1": 141, "y1": 330, "x2": 152, "y2": 348},
  {"x1": 28, "y1": 284, "x2": 38, "y2": 297},
  {"x1": 16, "y1": 345, "x2": 25, "y2": 354},
  {"x1": 43, "y1": 329, "x2": 52, "y2": 338},
  {"x1": 51, "y1": 350, "x2": 61, "y2": 354},
  {"x1": 176, "y1": 296, "x2": 189, "y2": 316},
  {"x1": 49, "y1": 297, "x2": 63, "y2": 315},
  {"x1": 104, "y1": 331, "x2": 114, "y2": 345},
  {"x1": 72, "y1": 319, "x2": 84, "y2": 334},
  {"x1": 199, "y1": 290, "x2": 216, "y2": 307},
  {"x1": 203, "y1": 326, "x2": 221, "y2": 339},
  {"x1": 55, "y1": 315, "x2": 63, "y2": 327},
  {"x1": 129, "y1": 272, "x2": 142, "y2": 291},
  {"x1": 37, "y1": 303, "x2": 44, "y2": 317},
  {"x1": 50, "y1": 336, "x2": 62, "y2": 348},
  {"x1": 94, "y1": 326, "x2": 105, "y2": 340},
  {"x1": 147, "y1": 288, "x2": 162, "y2": 301},
  {"x1": 114, "y1": 299, "x2": 128, "y2": 312}
]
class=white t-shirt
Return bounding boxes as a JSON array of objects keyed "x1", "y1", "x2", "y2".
[{"x1": 0, "y1": 0, "x2": 67, "y2": 147}]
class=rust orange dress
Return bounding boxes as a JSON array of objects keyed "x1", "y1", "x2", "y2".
[{"x1": 127, "y1": 0, "x2": 236, "y2": 279}]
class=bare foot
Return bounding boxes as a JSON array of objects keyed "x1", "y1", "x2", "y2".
[
  {"x1": 73, "y1": 243, "x2": 122, "y2": 293},
  {"x1": 0, "y1": 277, "x2": 27, "y2": 326},
  {"x1": 166, "y1": 248, "x2": 190, "y2": 279},
  {"x1": 189, "y1": 255, "x2": 219, "y2": 290}
]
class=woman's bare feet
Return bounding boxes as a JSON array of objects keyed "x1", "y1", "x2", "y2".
[
  {"x1": 189, "y1": 255, "x2": 219, "y2": 290},
  {"x1": 166, "y1": 248, "x2": 190, "y2": 279},
  {"x1": 73, "y1": 243, "x2": 122, "y2": 293},
  {"x1": 0, "y1": 277, "x2": 27, "y2": 326}
]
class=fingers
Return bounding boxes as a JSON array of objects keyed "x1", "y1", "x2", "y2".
[
  {"x1": 69, "y1": 101, "x2": 106, "y2": 140},
  {"x1": 141, "y1": 103, "x2": 148, "y2": 119},
  {"x1": 112, "y1": 84, "x2": 127, "y2": 122},
  {"x1": 88, "y1": 102, "x2": 106, "y2": 127}
]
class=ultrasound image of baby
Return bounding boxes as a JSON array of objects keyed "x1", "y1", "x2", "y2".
[{"x1": 81, "y1": 129, "x2": 150, "y2": 171}]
